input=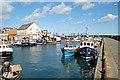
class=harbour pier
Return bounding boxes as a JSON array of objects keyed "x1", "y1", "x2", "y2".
[{"x1": 94, "y1": 38, "x2": 119, "y2": 80}]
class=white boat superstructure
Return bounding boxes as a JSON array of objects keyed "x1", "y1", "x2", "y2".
[
  {"x1": 64, "y1": 45, "x2": 78, "y2": 50},
  {"x1": 80, "y1": 41, "x2": 94, "y2": 49},
  {"x1": 0, "y1": 44, "x2": 13, "y2": 57}
]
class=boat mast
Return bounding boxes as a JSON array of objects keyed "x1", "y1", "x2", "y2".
[{"x1": 86, "y1": 26, "x2": 89, "y2": 38}]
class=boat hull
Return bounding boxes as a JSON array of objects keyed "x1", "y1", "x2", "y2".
[
  {"x1": 74, "y1": 47, "x2": 97, "y2": 60},
  {"x1": 0, "y1": 52, "x2": 13, "y2": 57},
  {"x1": 61, "y1": 48, "x2": 74, "y2": 57},
  {"x1": 78, "y1": 53, "x2": 93, "y2": 60},
  {"x1": 21, "y1": 42, "x2": 37, "y2": 47},
  {"x1": 2, "y1": 75, "x2": 21, "y2": 80}
]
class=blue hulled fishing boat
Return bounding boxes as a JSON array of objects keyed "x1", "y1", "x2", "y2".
[
  {"x1": 75, "y1": 41, "x2": 98, "y2": 60},
  {"x1": 61, "y1": 42, "x2": 78, "y2": 57}
]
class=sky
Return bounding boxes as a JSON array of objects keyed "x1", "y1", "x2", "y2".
[{"x1": 0, "y1": 1, "x2": 118, "y2": 35}]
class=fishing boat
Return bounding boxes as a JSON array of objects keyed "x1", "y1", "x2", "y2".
[
  {"x1": 75, "y1": 41, "x2": 98, "y2": 60},
  {"x1": 61, "y1": 42, "x2": 78, "y2": 57},
  {"x1": 54, "y1": 36, "x2": 61, "y2": 42},
  {"x1": 36, "y1": 39, "x2": 44, "y2": 45},
  {"x1": 0, "y1": 44, "x2": 13, "y2": 57},
  {"x1": 21, "y1": 40, "x2": 37, "y2": 47},
  {"x1": 1, "y1": 61, "x2": 22, "y2": 80},
  {"x1": 74, "y1": 26, "x2": 98, "y2": 60},
  {"x1": 12, "y1": 41, "x2": 22, "y2": 47}
]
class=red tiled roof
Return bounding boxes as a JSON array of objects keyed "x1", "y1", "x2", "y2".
[{"x1": 3, "y1": 29, "x2": 17, "y2": 35}]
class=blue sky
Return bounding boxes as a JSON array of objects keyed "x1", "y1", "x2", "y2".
[{"x1": 0, "y1": 1, "x2": 118, "y2": 35}]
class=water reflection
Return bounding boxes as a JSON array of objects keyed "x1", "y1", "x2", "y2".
[
  {"x1": 61, "y1": 56, "x2": 97, "y2": 79},
  {"x1": 61, "y1": 56, "x2": 74, "y2": 71}
]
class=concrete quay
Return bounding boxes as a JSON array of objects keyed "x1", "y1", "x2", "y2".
[
  {"x1": 104, "y1": 38, "x2": 119, "y2": 79},
  {"x1": 94, "y1": 38, "x2": 119, "y2": 80}
]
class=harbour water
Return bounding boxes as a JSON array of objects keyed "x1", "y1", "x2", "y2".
[{"x1": 0, "y1": 41, "x2": 99, "y2": 79}]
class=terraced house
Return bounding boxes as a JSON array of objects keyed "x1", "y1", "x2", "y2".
[{"x1": 17, "y1": 22, "x2": 42, "y2": 40}]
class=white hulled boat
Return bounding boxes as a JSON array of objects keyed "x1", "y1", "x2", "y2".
[
  {"x1": 0, "y1": 44, "x2": 13, "y2": 57},
  {"x1": 1, "y1": 61, "x2": 22, "y2": 80}
]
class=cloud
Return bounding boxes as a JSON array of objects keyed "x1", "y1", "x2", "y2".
[
  {"x1": 114, "y1": 3, "x2": 117, "y2": 6},
  {"x1": 0, "y1": 15, "x2": 10, "y2": 20},
  {"x1": 60, "y1": 16, "x2": 73, "y2": 22},
  {"x1": 97, "y1": 14, "x2": 117, "y2": 23},
  {"x1": 74, "y1": 0, "x2": 88, "y2": 6},
  {"x1": 73, "y1": 1, "x2": 95, "y2": 10},
  {"x1": 19, "y1": 0, "x2": 35, "y2": 5},
  {"x1": 19, "y1": 0, "x2": 34, "y2": 2},
  {"x1": 50, "y1": 2, "x2": 72, "y2": 14},
  {"x1": 42, "y1": 4, "x2": 52, "y2": 14},
  {"x1": 0, "y1": 2, "x2": 14, "y2": 20},
  {"x1": 83, "y1": 12, "x2": 92, "y2": 16},
  {"x1": 98, "y1": 2, "x2": 113, "y2": 5},
  {"x1": 81, "y1": 2, "x2": 94, "y2": 10},
  {"x1": 93, "y1": 19, "x2": 96, "y2": 22},
  {"x1": 22, "y1": 2, "x2": 72, "y2": 22},
  {"x1": 22, "y1": 3, "x2": 54, "y2": 22},
  {"x1": 74, "y1": 19, "x2": 86, "y2": 25},
  {"x1": 67, "y1": 17, "x2": 72, "y2": 21},
  {"x1": 22, "y1": 8, "x2": 44, "y2": 22}
]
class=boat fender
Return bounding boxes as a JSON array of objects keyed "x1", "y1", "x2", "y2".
[{"x1": 74, "y1": 49, "x2": 77, "y2": 52}]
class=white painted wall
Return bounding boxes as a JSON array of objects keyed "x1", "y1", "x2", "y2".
[
  {"x1": 17, "y1": 22, "x2": 42, "y2": 40},
  {"x1": 26, "y1": 23, "x2": 41, "y2": 35}
]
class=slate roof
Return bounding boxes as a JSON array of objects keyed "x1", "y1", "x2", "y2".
[{"x1": 18, "y1": 22, "x2": 33, "y2": 30}]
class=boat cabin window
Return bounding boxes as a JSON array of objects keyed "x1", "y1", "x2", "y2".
[
  {"x1": 87, "y1": 43, "x2": 90, "y2": 46},
  {"x1": 69, "y1": 46, "x2": 72, "y2": 48},
  {"x1": 6, "y1": 46, "x2": 8, "y2": 48},
  {"x1": 84, "y1": 42, "x2": 86, "y2": 46},
  {"x1": 80, "y1": 42, "x2": 82, "y2": 46},
  {"x1": 0, "y1": 46, "x2": 1, "y2": 48},
  {"x1": 91, "y1": 43, "x2": 93, "y2": 46},
  {"x1": 3, "y1": 46, "x2": 5, "y2": 48}
]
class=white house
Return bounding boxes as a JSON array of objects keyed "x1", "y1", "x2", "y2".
[{"x1": 17, "y1": 22, "x2": 42, "y2": 40}]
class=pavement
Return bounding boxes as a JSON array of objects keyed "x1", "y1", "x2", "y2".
[{"x1": 104, "y1": 38, "x2": 119, "y2": 79}]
